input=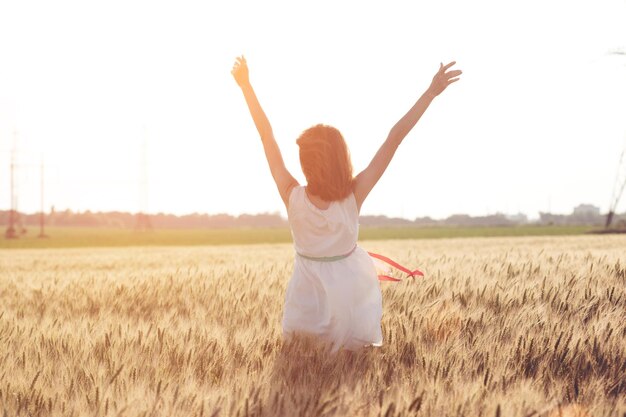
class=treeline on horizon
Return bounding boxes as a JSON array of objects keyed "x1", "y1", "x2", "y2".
[{"x1": 0, "y1": 208, "x2": 621, "y2": 229}]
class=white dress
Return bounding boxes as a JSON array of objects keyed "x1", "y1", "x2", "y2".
[{"x1": 282, "y1": 185, "x2": 383, "y2": 352}]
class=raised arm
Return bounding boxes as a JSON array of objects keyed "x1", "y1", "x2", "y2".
[
  {"x1": 231, "y1": 56, "x2": 298, "y2": 208},
  {"x1": 352, "y1": 61, "x2": 462, "y2": 212}
]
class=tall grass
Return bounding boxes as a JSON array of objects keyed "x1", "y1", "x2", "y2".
[{"x1": 0, "y1": 235, "x2": 624, "y2": 416}]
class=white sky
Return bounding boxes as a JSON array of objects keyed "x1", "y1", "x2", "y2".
[{"x1": 0, "y1": 0, "x2": 625, "y2": 220}]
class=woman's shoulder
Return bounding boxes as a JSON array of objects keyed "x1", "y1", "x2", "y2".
[
  {"x1": 287, "y1": 185, "x2": 304, "y2": 210},
  {"x1": 288, "y1": 185, "x2": 357, "y2": 217}
]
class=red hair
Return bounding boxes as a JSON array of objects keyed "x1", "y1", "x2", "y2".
[{"x1": 296, "y1": 124, "x2": 354, "y2": 201}]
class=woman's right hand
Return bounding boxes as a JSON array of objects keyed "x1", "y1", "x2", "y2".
[
  {"x1": 427, "y1": 61, "x2": 462, "y2": 97},
  {"x1": 231, "y1": 55, "x2": 250, "y2": 88}
]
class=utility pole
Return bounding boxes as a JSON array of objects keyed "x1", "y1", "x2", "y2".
[
  {"x1": 38, "y1": 156, "x2": 48, "y2": 238},
  {"x1": 603, "y1": 49, "x2": 626, "y2": 229},
  {"x1": 5, "y1": 130, "x2": 18, "y2": 239},
  {"x1": 135, "y1": 126, "x2": 152, "y2": 231},
  {"x1": 606, "y1": 142, "x2": 626, "y2": 229}
]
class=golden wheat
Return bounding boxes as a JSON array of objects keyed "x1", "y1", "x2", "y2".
[{"x1": 0, "y1": 235, "x2": 625, "y2": 416}]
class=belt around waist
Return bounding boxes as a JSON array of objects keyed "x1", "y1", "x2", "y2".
[{"x1": 296, "y1": 245, "x2": 357, "y2": 262}]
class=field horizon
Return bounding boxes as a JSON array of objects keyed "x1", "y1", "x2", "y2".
[{"x1": 0, "y1": 225, "x2": 596, "y2": 250}]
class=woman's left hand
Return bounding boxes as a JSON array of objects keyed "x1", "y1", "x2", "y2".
[{"x1": 427, "y1": 61, "x2": 462, "y2": 97}]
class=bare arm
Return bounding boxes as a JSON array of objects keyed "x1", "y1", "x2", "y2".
[
  {"x1": 353, "y1": 61, "x2": 462, "y2": 212},
  {"x1": 231, "y1": 56, "x2": 298, "y2": 208}
]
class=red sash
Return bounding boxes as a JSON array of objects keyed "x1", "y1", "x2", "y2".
[{"x1": 368, "y1": 252, "x2": 424, "y2": 282}]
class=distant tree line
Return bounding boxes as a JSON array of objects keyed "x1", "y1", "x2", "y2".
[
  {"x1": 0, "y1": 210, "x2": 287, "y2": 229},
  {"x1": 1, "y1": 207, "x2": 622, "y2": 229}
]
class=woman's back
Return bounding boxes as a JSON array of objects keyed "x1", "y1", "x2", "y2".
[
  {"x1": 283, "y1": 185, "x2": 383, "y2": 352},
  {"x1": 287, "y1": 185, "x2": 359, "y2": 258}
]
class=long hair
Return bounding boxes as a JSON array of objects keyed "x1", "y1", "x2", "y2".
[{"x1": 296, "y1": 124, "x2": 354, "y2": 201}]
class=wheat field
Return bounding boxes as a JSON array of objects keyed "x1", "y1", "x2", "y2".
[{"x1": 1, "y1": 235, "x2": 625, "y2": 417}]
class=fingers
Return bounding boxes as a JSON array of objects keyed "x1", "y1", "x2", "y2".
[
  {"x1": 232, "y1": 55, "x2": 248, "y2": 75},
  {"x1": 447, "y1": 77, "x2": 460, "y2": 85},
  {"x1": 233, "y1": 55, "x2": 247, "y2": 70},
  {"x1": 445, "y1": 69, "x2": 462, "y2": 79},
  {"x1": 442, "y1": 61, "x2": 456, "y2": 71}
]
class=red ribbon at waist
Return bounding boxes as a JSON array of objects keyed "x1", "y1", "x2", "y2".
[{"x1": 367, "y1": 252, "x2": 425, "y2": 282}]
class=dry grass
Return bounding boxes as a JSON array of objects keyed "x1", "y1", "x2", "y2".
[{"x1": 0, "y1": 235, "x2": 625, "y2": 416}]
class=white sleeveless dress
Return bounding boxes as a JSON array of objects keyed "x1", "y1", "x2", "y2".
[{"x1": 282, "y1": 185, "x2": 383, "y2": 352}]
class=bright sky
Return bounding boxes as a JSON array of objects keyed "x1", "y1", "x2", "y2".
[{"x1": 0, "y1": 0, "x2": 625, "y2": 220}]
